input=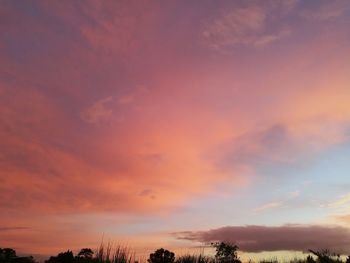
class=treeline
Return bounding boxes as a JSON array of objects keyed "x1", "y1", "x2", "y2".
[
  {"x1": 1, "y1": 242, "x2": 350, "y2": 263},
  {"x1": 0, "y1": 248, "x2": 35, "y2": 263}
]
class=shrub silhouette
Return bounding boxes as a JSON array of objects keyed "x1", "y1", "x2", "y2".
[
  {"x1": 0, "y1": 248, "x2": 36, "y2": 263},
  {"x1": 346, "y1": 257, "x2": 350, "y2": 263},
  {"x1": 211, "y1": 242, "x2": 241, "y2": 263},
  {"x1": 306, "y1": 255, "x2": 316, "y2": 263},
  {"x1": 308, "y1": 250, "x2": 342, "y2": 263},
  {"x1": 45, "y1": 250, "x2": 75, "y2": 263},
  {"x1": 148, "y1": 248, "x2": 175, "y2": 263},
  {"x1": 0, "y1": 248, "x2": 17, "y2": 260},
  {"x1": 77, "y1": 249, "x2": 94, "y2": 260}
]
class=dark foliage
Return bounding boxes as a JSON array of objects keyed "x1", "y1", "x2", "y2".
[
  {"x1": 76, "y1": 249, "x2": 94, "y2": 262},
  {"x1": 148, "y1": 249, "x2": 175, "y2": 263},
  {"x1": 175, "y1": 255, "x2": 213, "y2": 263},
  {"x1": 2, "y1": 245, "x2": 350, "y2": 263},
  {"x1": 45, "y1": 251, "x2": 75, "y2": 263},
  {"x1": 306, "y1": 255, "x2": 316, "y2": 263},
  {"x1": 0, "y1": 248, "x2": 17, "y2": 260},
  {"x1": 308, "y1": 250, "x2": 342, "y2": 263},
  {"x1": 211, "y1": 242, "x2": 241, "y2": 263},
  {"x1": 45, "y1": 249, "x2": 96, "y2": 263},
  {"x1": 0, "y1": 248, "x2": 36, "y2": 263}
]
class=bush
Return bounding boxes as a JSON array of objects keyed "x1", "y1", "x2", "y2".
[
  {"x1": 211, "y1": 242, "x2": 241, "y2": 263},
  {"x1": 45, "y1": 251, "x2": 75, "y2": 263},
  {"x1": 148, "y1": 248, "x2": 175, "y2": 263},
  {"x1": 308, "y1": 250, "x2": 342, "y2": 263},
  {"x1": 0, "y1": 248, "x2": 36, "y2": 263}
]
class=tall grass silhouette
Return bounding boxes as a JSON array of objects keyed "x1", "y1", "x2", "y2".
[
  {"x1": 176, "y1": 254, "x2": 213, "y2": 263},
  {"x1": 95, "y1": 242, "x2": 135, "y2": 263}
]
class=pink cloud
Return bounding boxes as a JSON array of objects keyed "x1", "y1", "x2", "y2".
[
  {"x1": 202, "y1": 2, "x2": 295, "y2": 49},
  {"x1": 1, "y1": 0, "x2": 350, "y2": 256}
]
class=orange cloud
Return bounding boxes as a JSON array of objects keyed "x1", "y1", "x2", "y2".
[{"x1": 335, "y1": 215, "x2": 350, "y2": 226}]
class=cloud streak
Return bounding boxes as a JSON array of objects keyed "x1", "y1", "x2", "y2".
[{"x1": 0, "y1": 227, "x2": 30, "y2": 231}]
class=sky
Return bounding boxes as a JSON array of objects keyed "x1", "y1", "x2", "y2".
[{"x1": 1, "y1": 0, "x2": 350, "y2": 260}]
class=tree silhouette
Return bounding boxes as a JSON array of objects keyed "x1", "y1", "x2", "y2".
[
  {"x1": 77, "y1": 248, "x2": 94, "y2": 259},
  {"x1": 45, "y1": 250, "x2": 75, "y2": 263},
  {"x1": 0, "y1": 248, "x2": 36, "y2": 263},
  {"x1": 148, "y1": 248, "x2": 175, "y2": 263},
  {"x1": 0, "y1": 248, "x2": 16, "y2": 260},
  {"x1": 211, "y1": 242, "x2": 241, "y2": 263}
]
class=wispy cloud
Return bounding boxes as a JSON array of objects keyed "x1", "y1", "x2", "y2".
[
  {"x1": 254, "y1": 202, "x2": 284, "y2": 213},
  {"x1": 80, "y1": 97, "x2": 114, "y2": 123},
  {"x1": 0, "y1": 227, "x2": 30, "y2": 231},
  {"x1": 331, "y1": 194, "x2": 350, "y2": 208},
  {"x1": 117, "y1": 94, "x2": 135, "y2": 105},
  {"x1": 326, "y1": 193, "x2": 350, "y2": 208},
  {"x1": 288, "y1": 190, "x2": 300, "y2": 199},
  {"x1": 334, "y1": 214, "x2": 350, "y2": 226},
  {"x1": 301, "y1": 1, "x2": 350, "y2": 21},
  {"x1": 202, "y1": 3, "x2": 294, "y2": 49},
  {"x1": 253, "y1": 29, "x2": 291, "y2": 47},
  {"x1": 254, "y1": 190, "x2": 302, "y2": 213}
]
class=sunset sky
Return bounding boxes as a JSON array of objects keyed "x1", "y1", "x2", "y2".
[{"x1": 1, "y1": 0, "x2": 350, "y2": 260}]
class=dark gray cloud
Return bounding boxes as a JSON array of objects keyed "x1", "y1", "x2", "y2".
[{"x1": 174, "y1": 225, "x2": 350, "y2": 254}]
